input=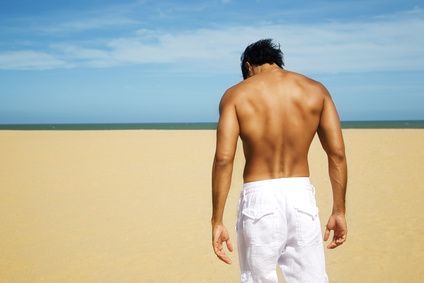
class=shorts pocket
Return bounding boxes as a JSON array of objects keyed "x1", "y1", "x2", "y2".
[
  {"x1": 294, "y1": 203, "x2": 321, "y2": 246},
  {"x1": 241, "y1": 207, "x2": 278, "y2": 246},
  {"x1": 242, "y1": 208, "x2": 274, "y2": 220}
]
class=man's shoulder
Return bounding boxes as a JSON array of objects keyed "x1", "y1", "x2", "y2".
[
  {"x1": 229, "y1": 78, "x2": 252, "y2": 92},
  {"x1": 285, "y1": 69, "x2": 320, "y2": 85},
  {"x1": 219, "y1": 85, "x2": 240, "y2": 111},
  {"x1": 285, "y1": 69, "x2": 329, "y2": 95},
  {"x1": 220, "y1": 80, "x2": 249, "y2": 104}
]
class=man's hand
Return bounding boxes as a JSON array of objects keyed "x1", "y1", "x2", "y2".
[
  {"x1": 212, "y1": 223, "x2": 233, "y2": 264},
  {"x1": 324, "y1": 213, "x2": 347, "y2": 249}
]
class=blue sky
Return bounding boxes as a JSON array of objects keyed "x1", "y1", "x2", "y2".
[{"x1": 0, "y1": 0, "x2": 423, "y2": 123}]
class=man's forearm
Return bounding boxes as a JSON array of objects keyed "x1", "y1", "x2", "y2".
[
  {"x1": 328, "y1": 155, "x2": 347, "y2": 214},
  {"x1": 211, "y1": 158, "x2": 234, "y2": 224}
]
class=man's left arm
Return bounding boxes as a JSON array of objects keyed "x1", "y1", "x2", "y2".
[{"x1": 211, "y1": 90, "x2": 239, "y2": 265}]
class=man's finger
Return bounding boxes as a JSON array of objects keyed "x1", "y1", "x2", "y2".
[
  {"x1": 327, "y1": 234, "x2": 346, "y2": 249},
  {"x1": 216, "y1": 249, "x2": 232, "y2": 264},
  {"x1": 327, "y1": 238, "x2": 338, "y2": 249},
  {"x1": 336, "y1": 234, "x2": 346, "y2": 244},
  {"x1": 226, "y1": 238, "x2": 234, "y2": 252},
  {"x1": 327, "y1": 242, "x2": 336, "y2": 249},
  {"x1": 323, "y1": 226, "x2": 331, "y2": 241},
  {"x1": 213, "y1": 240, "x2": 223, "y2": 254}
]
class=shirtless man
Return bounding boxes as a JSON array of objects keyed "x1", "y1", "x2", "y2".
[{"x1": 211, "y1": 39, "x2": 347, "y2": 283}]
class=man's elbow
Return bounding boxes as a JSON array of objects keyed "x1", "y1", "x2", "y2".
[
  {"x1": 328, "y1": 148, "x2": 347, "y2": 164},
  {"x1": 214, "y1": 154, "x2": 235, "y2": 167}
]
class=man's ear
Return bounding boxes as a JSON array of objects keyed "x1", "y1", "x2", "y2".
[{"x1": 245, "y1": 62, "x2": 253, "y2": 77}]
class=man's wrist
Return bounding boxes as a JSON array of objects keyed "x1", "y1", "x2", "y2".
[
  {"x1": 211, "y1": 217, "x2": 223, "y2": 225},
  {"x1": 331, "y1": 208, "x2": 346, "y2": 215}
]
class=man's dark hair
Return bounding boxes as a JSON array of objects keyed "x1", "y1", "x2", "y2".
[{"x1": 240, "y1": 39, "x2": 284, "y2": 79}]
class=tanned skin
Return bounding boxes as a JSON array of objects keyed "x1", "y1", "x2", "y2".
[{"x1": 211, "y1": 63, "x2": 348, "y2": 264}]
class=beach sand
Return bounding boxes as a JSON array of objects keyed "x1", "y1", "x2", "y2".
[{"x1": 0, "y1": 129, "x2": 423, "y2": 282}]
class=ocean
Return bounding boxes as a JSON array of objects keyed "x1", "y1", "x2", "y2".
[{"x1": 0, "y1": 121, "x2": 423, "y2": 130}]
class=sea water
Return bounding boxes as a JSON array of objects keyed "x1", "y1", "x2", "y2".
[{"x1": 0, "y1": 121, "x2": 423, "y2": 130}]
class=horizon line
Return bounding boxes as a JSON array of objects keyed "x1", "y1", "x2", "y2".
[{"x1": 0, "y1": 120, "x2": 424, "y2": 130}]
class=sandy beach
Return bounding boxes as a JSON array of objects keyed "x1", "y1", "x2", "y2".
[{"x1": 0, "y1": 129, "x2": 423, "y2": 283}]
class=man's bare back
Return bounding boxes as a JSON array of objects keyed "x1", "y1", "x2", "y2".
[{"x1": 224, "y1": 64, "x2": 327, "y2": 182}]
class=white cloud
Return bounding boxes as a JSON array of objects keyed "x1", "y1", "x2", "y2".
[
  {"x1": 0, "y1": 51, "x2": 67, "y2": 70},
  {"x1": 0, "y1": 10, "x2": 423, "y2": 73},
  {"x1": 36, "y1": 16, "x2": 139, "y2": 34},
  {"x1": 5, "y1": 3, "x2": 141, "y2": 34}
]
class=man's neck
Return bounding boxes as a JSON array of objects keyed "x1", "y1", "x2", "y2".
[{"x1": 251, "y1": 63, "x2": 280, "y2": 76}]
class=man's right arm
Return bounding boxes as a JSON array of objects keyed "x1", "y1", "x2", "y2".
[{"x1": 317, "y1": 84, "x2": 348, "y2": 249}]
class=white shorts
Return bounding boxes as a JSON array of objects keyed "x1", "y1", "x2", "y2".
[{"x1": 236, "y1": 177, "x2": 329, "y2": 283}]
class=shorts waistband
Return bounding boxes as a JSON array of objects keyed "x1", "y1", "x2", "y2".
[{"x1": 242, "y1": 177, "x2": 314, "y2": 194}]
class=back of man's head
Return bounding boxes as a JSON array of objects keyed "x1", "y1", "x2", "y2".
[{"x1": 240, "y1": 39, "x2": 284, "y2": 79}]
